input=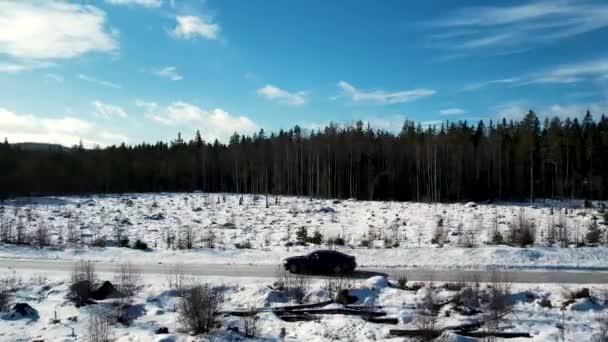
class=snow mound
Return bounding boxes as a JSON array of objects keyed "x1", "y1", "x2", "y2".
[
  {"x1": 364, "y1": 276, "x2": 389, "y2": 290},
  {"x1": 569, "y1": 298, "x2": 603, "y2": 312},
  {"x1": 2, "y1": 303, "x2": 39, "y2": 321}
]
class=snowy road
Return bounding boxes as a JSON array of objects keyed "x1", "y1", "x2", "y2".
[{"x1": 1, "y1": 258, "x2": 607, "y2": 284}]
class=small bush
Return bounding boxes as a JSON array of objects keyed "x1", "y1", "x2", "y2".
[
  {"x1": 178, "y1": 284, "x2": 219, "y2": 335},
  {"x1": 327, "y1": 236, "x2": 345, "y2": 246},
  {"x1": 70, "y1": 260, "x2": 98, "y2": 306},
  {"x1": 295, "y1": 227, "x2": 307, "y2": 242},
  {"x1": 91, "y1": 237, "x2": 106, "y2": 247},
  {"x1": 509, "y1": 210, "x2": 536, "y2": 247},
  {"x1": 491, "y1": 229, "x2": 504, "y2": 245},
  {"x1": 562, "y1": 287, "x2": 591, "y2": 301},
  {"x1": 306, "y1": 230, "x2": 323, "y2": 245},
  {"x1": 359, "y1": 239, "x2": 371, "y2": 248},
  {"x1": 396, "y1": 275, "x2": 408, "y2": 290},
  {"x1": 119, "y1": 237, "x2": 130, "y2": 248},
  {"x1": 132, "y1": 239, "x2": 148, "y2": 250},
  {"x1": 0, "y1": 286, "x2": 10, "y2": 312},
  {"x1": 234, "y1": 241, "x2": 252, "y2": 249},
  {"x1": 586, "y1": 219, "x2": 602, "y2": 244},
  {"x1": 242, "y1": 306, "x2": 259, "y2": 338}
]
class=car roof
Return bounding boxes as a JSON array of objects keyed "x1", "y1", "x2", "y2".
[{"x1": 310, "y1": 250, "x2": 350, "y2": 256}]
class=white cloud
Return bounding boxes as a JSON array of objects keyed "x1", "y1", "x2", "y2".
[
  {"x1": 337, "y1": 81, "x2": 436, "y2": 104},
  {"x1": 154, "y1": 66, "x2": 183, "y2": 81},
  {"x1": 0, "y1": 1, "x2": 117, "y2": 60},
  {"x1": 257, "y1": 85, "x2": 307, "y2": 106},
  {"x1": 429, "y1": 0, "x2": 608, "y2": 52},
  {"x1": 139, "y1": 100, "x2": 257, "y2": 142},
  {"x1": 78, "y1": 74, "x2": 121, "y2": 89},
  {"x1": 0, "y1": 107, "x2": 127, "y2": 147},
  {"x1": 135, "y1": 99, "x2": 159, "y2": 113},
  {"x1": 0, "y1": 62, "x2": 26, "y2": 73},
  {"x1": 93, "y1": 100, "x2": 128, "y2": 119},
  {"x1": 170, "y1": 15, "x2": 219, "y2": 40},
  {"x1": 494, "y1": 101, "x2": 608, "y2": 121},
  {"x1": 439, "y1": 108, "x2": 466, "y2": 115},
  {"x1": 0, "y1": 60, "x2": 53, "y2": 73},
  {"x1": 105, "y1": 0, "x2": 162, "y2": 8}
]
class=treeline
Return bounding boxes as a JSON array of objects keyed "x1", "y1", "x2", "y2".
[{"x1": 1, "y1": 110, "x2": 607, "y2": 201}]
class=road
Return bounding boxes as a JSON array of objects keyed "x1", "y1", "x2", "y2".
[{"x1": 1, "y1": 258, "x2": 607, "y2": 284}]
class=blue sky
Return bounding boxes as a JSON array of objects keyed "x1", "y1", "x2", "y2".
[{"x1": 1, "y1": 0, "x2": 607, "y2": 147}]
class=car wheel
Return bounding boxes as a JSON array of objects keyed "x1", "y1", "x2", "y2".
[
  {"x1": 333, "y1": 265, "x2": 343, "y2": 274},
  {"x1": 290, "y1": 264, "x2": 299, "y2": 274}
]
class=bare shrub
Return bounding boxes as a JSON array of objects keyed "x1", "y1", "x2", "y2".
[
  {"x1": 70, "y1": 260, "x2": 98, "y2": 305},
  {"x1": 85, "y1": 312, "x2": 112, "y2": 342},
  {"x1": 112, "y1": 263, "x2": 142, "y2": 324},
  {"x1": 242, "y1": 306, "x2": 259, "y2": 338},
  {"x1": 178, "y1": 225, "x2": 195, "y2": 249},
  {"x1": 482, "y1": 272, "x2": 512, "y2": 329},
  {"x1": 454, "y1": 283, "x2": 482, "y2": 315},
  {"x1": 459, "y1": 228, "x2": 477, "y2": 248},
  {"x1": 596, "y1": 313, "x2": 608, "y2": 342},
  {"x1": 431, "y1": 218, "x2": 447, "y2": 247},
  {"x1": 509, "y1": 209, "x2": 536, "y2": 247},
  {"x1": 396, "y1": 274, "x2": 408, "y2": 290},
  {"x1": 323, "y1": 276, "x2": 353, "y2": 300},
  {"x1": 201, "y1": 230, "x2": 216, "y2": 248},
  {"x1": 415, "y1": 286, "x2": 440, "y2": 335},
  {"x1": 276, "y1": 270, "x2": 309, "y2": 304},
  {"x1": 0, "y1": 282, "x2": 10, "y2": 312},
  {"x1": 165, "y1": 265, "x2": 192, "y2": 297},
  {"x1": 178, "y1": 283, "x2": 220, "y2": 335}
]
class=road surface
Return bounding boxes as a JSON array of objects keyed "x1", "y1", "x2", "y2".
[{"x1": 1, "y1": 258, "x2": 607, "y2": 284}]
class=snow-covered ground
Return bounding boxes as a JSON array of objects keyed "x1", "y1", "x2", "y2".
[
  {"x1": 0, "y1": 193, "x2": 607, "y2": 270},
  {"x1": 1, "y1": 269, "x2": 608, "y2": 341}
]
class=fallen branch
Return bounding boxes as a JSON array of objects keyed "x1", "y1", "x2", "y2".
[
  {"x1": 362, "y1": 316, "x2": 398, "y2": 324},
  {"x1": 281, "y1": 308, "x2": 386, "y2": 317},
  {"x1": 455, "y1": 331, "x2": 531, "y2": 339},
  {"x1": 389, "y1": 329, "x2": 442, "y2": 339}
]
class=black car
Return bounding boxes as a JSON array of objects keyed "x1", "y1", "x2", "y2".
[{"x1": 283, "y1": 250, "x2": 357, "y2": 274}]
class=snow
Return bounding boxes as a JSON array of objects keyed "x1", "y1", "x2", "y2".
[
  {"x1": 1, "y1": 269, "x2": 607, "y2": 341},
  {"x1": 0, "y1": 193, "x2": 607, "y2": 270},
  {"x1": 1, "y1": 193, "x2": 608, "y2": 340}
]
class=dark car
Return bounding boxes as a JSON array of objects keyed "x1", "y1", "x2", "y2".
[{"x1": 283, "y1": 250, "x2": 357, "y2": 274}]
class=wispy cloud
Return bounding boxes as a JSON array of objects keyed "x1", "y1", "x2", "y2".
[
  {"x1": 439, "y1": 108, "x2": 466, "y2": 115},
  {"x1": 257, "y1": 85, "x2": 307, "y2": 106},
  {"x1": 337, "y1": 81, "x2": 435, "y2": 104},
  {"x1": 0, "y1": 1, "x2": 117, "y2": 60},
  {"x1": 78, "y1": 74, "x2": 121, "y2": 89},
  {"x1": 170, "y1": 15, "x2": 219, "y2": 40},
  {"x1": 138, "y1": 100, "x2": 257, "y2": 142},
  {"x1": 465, "y1": 57, "x2": 608, "y2": 91},
  {"x1": 105, "y1": 0, "x2": 163, "y2": 8},
  {"x1": 45, "y1": 73, "x2": 64, "y2": 83},
  {"x1": 93, "y1": 100, "x2": 128, "y2": 119},
  {"x1": 428, "y1": 0, "x2": 608, "y2": 53},
  {"x1": 0, "y1": 60, "x2": 54, "y2": 74},
  {"x1": 153, "y1": 66, "x2": 183, "y2": 81},
  {"x1": 462, "y1": 78, "x2": 521, "y2": 91}
]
